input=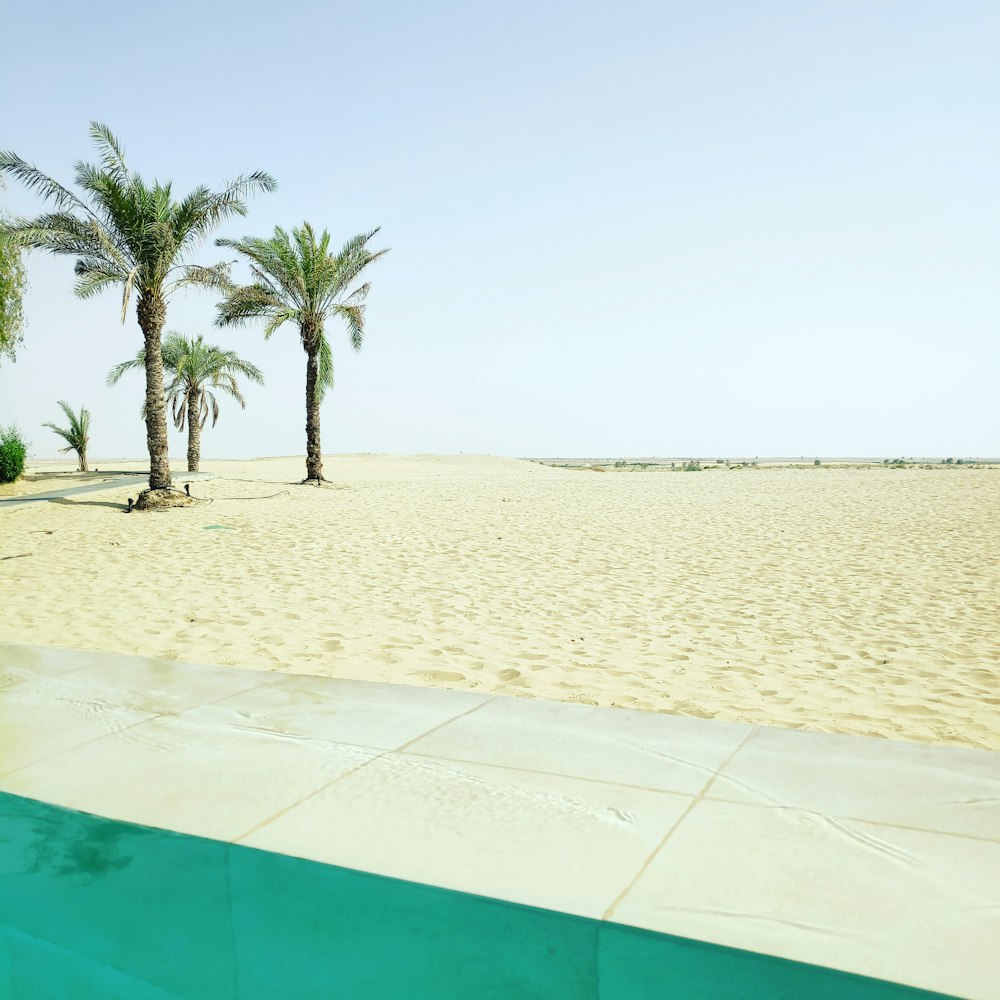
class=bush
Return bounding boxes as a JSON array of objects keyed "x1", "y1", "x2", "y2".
[
  {"x1": 682, "y1": 460, "x2": 702, "y2": 472},
  {"x1": 814, "y1": 458, "x2": 821, "y2": 466},
  {"x1": 0, "y1": 424, "x2": 28, "y2": 483}
]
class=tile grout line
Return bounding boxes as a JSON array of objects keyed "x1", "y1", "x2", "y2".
[
  {"x1": 229, "y1": 696, "x2": 498, "y2": 844},
  {"x1": 600, "y1": 725, "x2": 759, "y2": 922},
  {"x1": 0, "y1": 654, "x2": 272, "y2": 703},
  {"x1": 396, "y1": 695, "x2": 497, "y2": 752},
  {"x1": 839, "y1": 815, "x2": 1000, "y2": 845},
  {"x1": 229, "y1": 749, "x2": 395, "y2": 844},
  {"x1": 418, "y1": 740, "x2": 1000, "y2": 848},
  {"x1": 171, "y1": 675, "x2": 289, "y2": 715},
  {"x1": 0, "y1": 713, "x2": 168, "y2": 784},
  {"x1": 695, "y1": 800, "x2": 1000, "y2": 847},
  {"x1": 0, "y1": 657, "x2": 114, "y2": 692},
  {"x1": 0, "y1": 675, "x2": 284, "y2": 786},
  {"x1": 399, "y1": 747, "x2": 703, "y2": 797}
]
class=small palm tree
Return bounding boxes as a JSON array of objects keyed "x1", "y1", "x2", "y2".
[
  {"x1": 44, "y1": 401, "x2": 91, "y2": 472},
  {"x1": 108, "y1": 333, "x2": 264, "y2": 472},
  {"x1": 216, "y1": 223, "x2": 387, "y2": 483},
  {"x1": 0, "y1": 123, "x2": 275, "y2": 497}
]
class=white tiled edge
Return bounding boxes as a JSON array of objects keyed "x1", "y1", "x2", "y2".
[{"x1": 1, "y1": 642, "x2": 998, "y2": 999}]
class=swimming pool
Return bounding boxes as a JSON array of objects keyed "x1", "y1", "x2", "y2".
[{"x1": 0, "y1": 791, "x2": 952, "y2": 999}]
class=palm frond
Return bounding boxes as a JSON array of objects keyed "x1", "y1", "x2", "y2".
[
  {"x1": 172, "y1": 389, "x2": 189, "y2": 431},
  {"x1": 205, "y1": 389, "x2": 220, "y2": 427},
  {"x1": 88, "y1": 123, "x2": 129, "y2": 180},
  {"x1": 216, "y1": 282, "x2": 287, "y2": 328},
  {"x1": 217, "y1": 355, "x2": 264, "y2": 385},
  {"x1": 171, "y1": 262, "x2": 235, "y2": 295},
  {"x1": 332, "y1": 302, "x2": 366, "y2": 352},
  {"x1": 178, "y1": 172, "x2": 277, "y2": 247},
  {"x1": 2, "y1": 127, "x2": 275, "y2": 328},
  {"x1": 106, "y1": 348, "x2": 147, "y2": 386},
  {"x1": 0, "y1": 153, "x2": 92, "y2": 216},
  {"x1": 316, "y1": 335, "x2": 335, "y2": 402},
  {"x1": 2, "y1": 218, "x2": 104, "y2": 257}
]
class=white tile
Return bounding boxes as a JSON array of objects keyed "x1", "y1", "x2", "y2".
[
  {"x1": 185, "y1": 673, "x2": 491, "y2": 750},
  {"x1": 612, "y1": 799, "x2": 1000, "y2": 1000},
  {"x1": 0, "y1": 642, "x2": 97, "y2": 689},
  {"x1": 0, "y1": 712, "x2": 379, "y2": 841},
  {"x1": 0, "y1": 685, "x2": 153, "y2": 775},
  {"x1": 242, "y1": 752, "x2": 692, "y2": 918},
  {"x1": 15, "y1": 653, "x2": 270, "y2": 717},
  {"x1": 710, "y1": 725, "x2": 1000, "y2": 840},
  {"x1": 406, "y1": 696, "x2": 750, "y2": 794}
]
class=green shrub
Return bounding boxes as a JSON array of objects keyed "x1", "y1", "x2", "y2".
[
  {"x1": 814, "y1": 458, "x2": 821, "y2": 466},
  {"x1": 0, "y1": 424, "x2": 28, "y2": 483},
  {"x1": 682, "y1": 460, "x2": 702, "y2": 472}
]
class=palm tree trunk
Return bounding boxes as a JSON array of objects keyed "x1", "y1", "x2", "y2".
[
  {"x1": 304, "y1": 337, "x2": 323, "y2": 482},
  {"x1": 78, "y1": 448, "x2": 88, "y2": 473},
  {"x1": 137, "y1": 292, "x2": 172, "y2": 490},
  {"x1": 187, "y1": 390, "x2": 201, "y2": 472}
]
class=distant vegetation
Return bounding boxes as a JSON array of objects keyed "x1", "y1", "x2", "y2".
[
  {"x1": 537, "y1": 456, "x2": 997, "y2": 473},
  {"x1": 0, "y1": 425, "x2": 27, "y2": 483},
  {"x1": 0, "y1": 180, "x2": 26, "y2": 364}
]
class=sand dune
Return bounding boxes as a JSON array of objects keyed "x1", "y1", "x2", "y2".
[{"x1": 2, "y1": 455, "x2": 998, "y2": 749}]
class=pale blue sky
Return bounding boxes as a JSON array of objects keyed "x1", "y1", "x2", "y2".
[{"x1": 1, "y1": 0, "x2": 997, "y2": 459}]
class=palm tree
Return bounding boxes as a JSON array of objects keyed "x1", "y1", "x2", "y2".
[
  {"x1": 216, "y1": 223, "x2": 387, "y2": 483},
  {"x1": 108, "y1": 333, "x2": 264, "y2": 472},
  {"x1": 0, "y1": 123, "x2": 275, "y2": 500},
  {"x1": 44, "y1": 401, "x2": 91, "y2": 472}
]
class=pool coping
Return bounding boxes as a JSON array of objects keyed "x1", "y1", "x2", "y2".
[{"x1": 0, "y1": 642, "x2": 997, "y2": 998}]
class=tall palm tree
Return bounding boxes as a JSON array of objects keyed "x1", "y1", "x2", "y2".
[
  {"x1": 44, "y1": 401, "x2": 91, "y2": 472},
  {"x1": 108, "y1": 333, "x2": 264, "y2": 472},
  {"x1": 216, "y1": 223, "x2": 387, "y2": 483},
  {"x1": 0, "y1": 123, "x2": 275, "y2": 499}
]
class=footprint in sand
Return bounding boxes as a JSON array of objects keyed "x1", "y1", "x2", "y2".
[{"x1": 412, "y1": 669, "x2": 466, "y2": 682}]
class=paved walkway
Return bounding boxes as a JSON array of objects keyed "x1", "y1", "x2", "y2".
[
  {"x1": 0, "y1": 472, "x2": 214, "y2": 507},
  {"x1": 0, "y1": 643, "x2": 997, "y2": 998}
]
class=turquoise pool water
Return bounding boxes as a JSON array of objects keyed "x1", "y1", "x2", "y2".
[{"x1": 0, "y1": 792, "x2": 953, "y2": 999}]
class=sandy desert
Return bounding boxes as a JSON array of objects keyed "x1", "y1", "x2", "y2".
[{"x1": 2, "y1": 455, "x2": 997, "y2": 750}]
